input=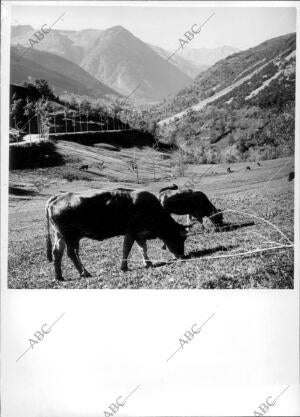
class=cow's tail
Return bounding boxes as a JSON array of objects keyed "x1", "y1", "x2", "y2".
[
  {"x1": 45, "y1": 199, "x2": 53, "y2": 262},
  {"x1": 159, "y1": 184, "x2": 178, "y2": 195}
]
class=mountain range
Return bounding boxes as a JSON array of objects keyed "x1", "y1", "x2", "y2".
[{"x1": 11, "y1": 24, "x2": 238, "y2": 101}]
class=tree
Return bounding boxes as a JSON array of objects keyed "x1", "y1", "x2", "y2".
[
  {"x1": 34, "y1": 98, "x2": 51, "y2": 140},
  {"x1": 94, "y1": 104, "x2": 107, "y2": 130},
  {"x1": 69, "y1": 94, "x2": 78, "y2": 110},
  {"x1": 148, "y1": 120, "x2": 158, "y2": 137},
  {"x1": 23, "y1": 79, "x2": 56, "y2": 101},
  {"x1": 81, "y1": 99, "x2": 92, "y2": 131},
  {"x1": 10, "y1": 98, "x2": 24, "y2": 129},
  {"x1": 77, "y1": 100, "x2": 83, "y2": 132},
  {"x1": 204, "y1": 146, "x2": 218, "y2": 164},
  {"x1": 110, "y1": 102, "x2": 123, "y2": 130},
  {"x1": 34, "y1": 79, "x2": 56, "y2": 100},
  {"x1": 23, "y1": 82, "x2": 40, "y2": 100},
  {"x1": 127, "y1": 156, "x2": 140, "y2": 183},
  {"x1": 24, "y1": 99, "x2": 35, "y2": 139}
]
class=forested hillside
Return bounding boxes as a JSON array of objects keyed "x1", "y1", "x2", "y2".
[{"x1": 155, "y1": 33, "x2": 295, "y2": 163}]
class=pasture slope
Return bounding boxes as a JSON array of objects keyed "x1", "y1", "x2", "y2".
[{"x1": 8, "y1": 140, "x2": 294, "y2": 289}]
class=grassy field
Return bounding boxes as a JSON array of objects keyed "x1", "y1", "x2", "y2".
[{"x1": 8, "y1": 141, "x2": 294, "y2": 289}]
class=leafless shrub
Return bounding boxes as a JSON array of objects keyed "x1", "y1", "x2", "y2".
[{"x1": 127, "y1": 158, "x2": 140, "y2": 183}]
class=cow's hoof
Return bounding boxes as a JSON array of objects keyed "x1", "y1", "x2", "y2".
[
  {"x1": 121, "y1": 265, "x2": 128, "y2": 272},
  {"x1": 81, "y1": 270, "x2": 92, "y2": 278},
  {"x1": 56, "y1": 276, "x2": 64, "y2": 281}
]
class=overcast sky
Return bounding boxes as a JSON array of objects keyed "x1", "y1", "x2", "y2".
[{"x1": 11, "y1": 3, "x2": 296, "y2": 50}]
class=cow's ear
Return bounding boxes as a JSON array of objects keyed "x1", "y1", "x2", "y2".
[{"x1": 179, "y1": 229, "x2": 188, "y2": 237}]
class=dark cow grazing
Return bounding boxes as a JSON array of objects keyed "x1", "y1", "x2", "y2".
[
  {"x1": 227, "y1": 167, "x2": 232, "y2": 173},
  {"x1": 288, "y1": 171, "x2": 295, "y2": 182},
  {"x1": 79, "y1": 164, "x2": 88, "y2": 170},
  {"x1": 246, "y1": 166, "x2": 251, "y2": 170},
  {"x1": 257, "y1": 162, "x2": 261, "y2": 166},
  {"x1": 159, "y1": 187, "x2": 224, "y2": 231},
  {"x1": 46, "y1": 189, "x2": 189, "y2": 280}
]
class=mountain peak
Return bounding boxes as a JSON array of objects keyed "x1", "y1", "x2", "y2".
[
  {"x1": 11, "y1": 25, "x2": 34, "y2": 39},
  {"x1": 106, "y1": 25, "x2": 129, "y2": 35},
  {"x1": 100, "y1": 25, "x2": 136, "y2": 44},
  {"x1": 11, "y1": 24, "x2": 33, "y2": 30}
]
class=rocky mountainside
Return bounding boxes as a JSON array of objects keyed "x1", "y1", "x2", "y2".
[
  {"x1": 149, "y1": 44, "x2": 209, "y2": 78},
  {"x1": 79, "y1": 26, "x2": 192, "y2": 101},
  {"x1": 11, "y1": 46, "x2": 120, "y2": 98}
]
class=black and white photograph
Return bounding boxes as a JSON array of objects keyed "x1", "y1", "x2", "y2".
[
  {"x1": 1, "y1": 2, "x2": 300, "y2": 417},
  {"x1": 6, "y1": 3, "x2": 296, "y2": 289}
]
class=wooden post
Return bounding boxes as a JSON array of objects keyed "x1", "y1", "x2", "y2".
[
  {"x1": 64, "y1": 111, "x2": 67, "y2": 133},
  {"x1": 37, "y1": 115, "x2": 39, "y2": 141},
  {"x1": 79, "y1": 104, "x2": 82, "y2": 132}
]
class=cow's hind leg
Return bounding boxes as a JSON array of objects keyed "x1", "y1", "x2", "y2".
[
  {"x1": 136, "y1": 239, "x2": 152, "y2": 268},
  {"x1": 121, "y1": 234, "x2": 135, "y2": 272},
  {"x1": 53, "y1": 232, "x2": 65, "y2": 281},
  {"x1": 67, "y1": 241, "x2": 91, "y2": 278}
]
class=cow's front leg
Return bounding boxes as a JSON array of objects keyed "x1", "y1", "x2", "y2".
[
  {"x1": 121, "y1": 234, "x2": 135, "y2": 271},
  {"x1": 136, "y1": 239, "x2": 152, "y2": 268}
]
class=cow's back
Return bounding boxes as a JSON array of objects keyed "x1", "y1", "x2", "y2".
[
  {"x1": 48, "y1": 189, "x2": 169, "y2": 240},
  {"x1": 163, "y1": 190, "x2": 215, "y2": 216}
]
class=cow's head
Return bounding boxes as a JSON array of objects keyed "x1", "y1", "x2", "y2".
[
  {"x1": 211, "y1": 209, "x2": 224, "y2": 230},
  {"x1": 163, "y1": 223, "x2": 190, "y2": 258}
]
